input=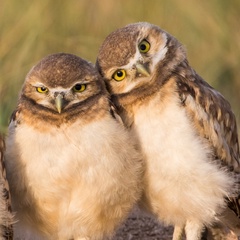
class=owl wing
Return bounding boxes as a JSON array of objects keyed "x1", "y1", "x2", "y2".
[
  {"x1": 0, "y1": 135, "x2": 14, "y2": 239},
  {"x1": 176, "y1": 68, "x2": 240, "y2": 218},
  {"x1": 176, "y1": 72, "x2": 240, "y2": 170}
]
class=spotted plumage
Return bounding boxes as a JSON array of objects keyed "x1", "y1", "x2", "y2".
[
  {"x1": 4, "y1": 53, "x2": 143, "y2": 239},
  {"x1": 96, "y1": 22, "x2": 240, "y2": 239},
  {"x1": 0, "y1": 135, "x2": 14, "y2": 239}
]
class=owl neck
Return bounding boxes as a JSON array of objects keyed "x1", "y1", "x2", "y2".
[{"x1": 110, "y1": 60, "x2": 198, "y2": 125}]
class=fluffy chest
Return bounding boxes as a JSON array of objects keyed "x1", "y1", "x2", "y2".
[
  {"x1": 130, "y1": 94, "x2": 233, "y2": 225},
  {"x1": 7, "y1": 118, "x2": 117, "y2": 193},
  {"x1": 6, "y1": 114, "x2": 144, "y2": 238},
  {"x1": 17, "y1": 124, "x2": 88, "y2": 181},
  {"x1": 132, "y1": 95, "x2": 205, "y2": 172}
]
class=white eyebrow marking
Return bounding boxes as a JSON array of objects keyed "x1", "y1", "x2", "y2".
[
  {"x1": 150, "y1": 33, "x2": 168, "y2": 72},
  {"x1": 123, "y1": 50, "x2": 142, "y2": 69},
  {"x1": 124, "y1": 32, "x2": 168, "y2": 71}
]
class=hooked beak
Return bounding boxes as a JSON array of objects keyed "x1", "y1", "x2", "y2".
[
  {"x1": 135, "y1": 63, "x2": 150, "y2": 77},
  {"x1": 55, "y1": 94, "x2": 64, "y2": 114}
]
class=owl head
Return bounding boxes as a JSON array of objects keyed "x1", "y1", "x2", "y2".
[
  {"x1": 96, "y1": 22, "x2": 187, "y2": 97},
  {"x1": 21, "y1": 53, "x2": 106, "y2": 115}
]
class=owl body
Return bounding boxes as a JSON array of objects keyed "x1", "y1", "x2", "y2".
[
  {"x1": 124, "y1": 80, "x2": 233, "y2": 227},
  {"x1": 96, "y1": 22, "x2": 240, "y2": 239},
  {"x1": 5, "y1": 53, "x2": 143, "y2": 239}
]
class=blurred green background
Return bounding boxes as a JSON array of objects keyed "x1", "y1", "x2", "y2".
[{"x1": 1, "y1": 0, "x2": 240, "y2": 133}]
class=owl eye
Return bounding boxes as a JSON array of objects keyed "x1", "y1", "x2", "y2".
[
  {"x1": 72, "y1": 84, "x2": 86, "y2": 92},
  {"x1": 112, "y1": 70, "x2": 126, "y2": 81},
  {"x1": 36, "y1": 86, "x2": 48, "y2": 93},
  {"x1": 138, "y1": 40, "x2": 151, "y2": 53}
]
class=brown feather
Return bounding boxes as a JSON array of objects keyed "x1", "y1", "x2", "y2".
[
  {"x1": 175, "y1": 61, "x2": 240, "y2": 224},
  {"x1": 175, "y1": 61, "x2": 240, "y2": 170},
  {"x1": 0, "y1": 135, "x2": 14, "y2": 239}
]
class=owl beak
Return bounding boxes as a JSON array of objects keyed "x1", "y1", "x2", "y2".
[
  {"x1": 55, "y1": 94, "x2": 64, "y2": 114},
  {"x1": 135, "y1": 63, "x2": 150, "y2": 77}
]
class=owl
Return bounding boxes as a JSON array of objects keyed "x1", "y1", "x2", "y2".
[
  {"x1": 96, "y1": 22, "x2": 240, "y2": 239},
  {"x1": 4, "y1": 53, "x2": 144, "y2": 240},
  {"x1": 0, "y1": 134, "x2": 14, "y2": 239}
]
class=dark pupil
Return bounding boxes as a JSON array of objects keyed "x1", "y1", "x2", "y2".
[
  {"x1": 75, "y1": 84, "x2": 82, "y2": 90},
  {"x1": 41, "y1": 87, "x2": 46, "y2": 91},
  {"x1": 140, "y1": 44, "x2": 146, "y2": 51},
  {"x1": 117, "y1": 71, "x2": 123, "y2": 77}
]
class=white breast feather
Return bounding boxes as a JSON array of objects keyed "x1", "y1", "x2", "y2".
[
  {"x1": 5, "y1": 116, "x2": 142, "y2": 239},
  {"x1": 134, "y1": 94, "x2": 234, "y2": 226}
]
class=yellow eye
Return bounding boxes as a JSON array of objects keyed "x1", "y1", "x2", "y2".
[
  {"x1": 36, "y1": 86, "x2": 48, "y2": 93},
  {"x1": 138, "y1": 40, "x2": 151, "y2": 53},
  {"x1": 73, "y1": 84, "x2": 86, "y2": 92},
  {"x1": 112, "y1": 69, "x2": 126, "y2": 81}
]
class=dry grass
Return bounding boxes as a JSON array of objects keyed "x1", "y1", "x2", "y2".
[{"x1": 1, "y1": 0, "x2": 240, "y2": 132}]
